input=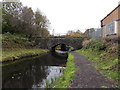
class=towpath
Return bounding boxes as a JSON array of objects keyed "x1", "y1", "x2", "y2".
[{"x1": 70, "y1": 52, "x2": 115, "y2": 88}]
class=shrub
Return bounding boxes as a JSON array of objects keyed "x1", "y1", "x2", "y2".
[
  {"x1": 2, "y1": 33, "x2": 35, "y2": 50},
  {"x1": 82, "y1": 39, "x2": 107, "y2": 51}
]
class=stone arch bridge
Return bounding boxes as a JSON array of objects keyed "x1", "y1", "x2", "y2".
[{"x1": 35, "y1": 37, "x2": 84, "y2": 50}]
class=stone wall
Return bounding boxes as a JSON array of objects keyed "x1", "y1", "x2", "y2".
[{"x1": 35, "y1": 37, "x2": 84, "y2": 50}]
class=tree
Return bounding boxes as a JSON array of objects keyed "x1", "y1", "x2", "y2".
[
  {"x1": 20, "y1": 6, "x2": 35, "y2": 38},
  {"x1": 34, "y1": 9, "x2": 50, "y2": 37},
  {"x1": 66, "y1": 30, "x2": 83, "y2": 37},
  {"x1": 2, "y1": 1, "x2": 23, "y2": 34},
  {"x1": 84, "y1": 28, "x2": 95, "y2": 38},
  {"x1": 2, "y1": 1, "x2": 50, "y2": 39}
]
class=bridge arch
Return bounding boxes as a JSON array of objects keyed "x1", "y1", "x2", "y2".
[
  {"x1": 51, "y1": 43, "x2": 72, "y2": 52},
  {"x1": 36, "y1": 37, "x2": 84, "y2": 50}
]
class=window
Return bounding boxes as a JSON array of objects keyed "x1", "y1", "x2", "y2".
[
  {"x1": 106, "y1": 21, "x2": 117, "y2": 35},
  {"x1": 115, "y1": 21, "x2": 118, "y2": 33}
]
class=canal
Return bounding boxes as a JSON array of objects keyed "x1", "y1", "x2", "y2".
[{"x1": 2, "y1": 52, "x2": 68, "y2": 88}]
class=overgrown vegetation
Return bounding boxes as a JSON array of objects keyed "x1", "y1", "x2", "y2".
[
  {"x1": 2, "y1": 33, "x2": 35, "y2": 50},
  {"x1": 1, "y1": 1, "x2": 51, "y2": 62},
  {"x1": 2, "y1": 33, "x2": 34, "y2": 50},
  {"x1": 77, "y1": 38, "x2": 119, "y2": 87},
  {"x1": 1, "y1": 33, "x2": 48, "y2": 62},
  {"x1": 46, "y1": 53, "x2": 76, "y2": 88}
]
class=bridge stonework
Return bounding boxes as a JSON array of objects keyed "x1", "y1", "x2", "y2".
[{"x1": 35, "y1": 37, "x2": 84, "y2": 50}]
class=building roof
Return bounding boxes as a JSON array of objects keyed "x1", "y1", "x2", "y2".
[{"x1": 101, "y1": 4, "x2": 120, "y2": 22}]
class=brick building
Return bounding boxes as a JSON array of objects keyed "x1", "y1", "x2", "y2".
[{"x1": 101, "y1": 4, "x2": 120, "y2": 38}]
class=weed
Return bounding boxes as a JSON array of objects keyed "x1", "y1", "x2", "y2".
[{"x1": 46, "y1": 53, "x2": 76, "y2": 88}]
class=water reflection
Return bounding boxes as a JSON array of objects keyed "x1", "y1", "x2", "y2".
[{"x1": 2, "y1": 52, "x2": 67, "y2": 88}]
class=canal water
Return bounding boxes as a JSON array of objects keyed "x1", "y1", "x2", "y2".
[{"x1": 2, "y1": 52, "x2": 67, "y2": 88}]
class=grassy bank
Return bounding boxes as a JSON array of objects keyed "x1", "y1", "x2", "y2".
[
  {"x1": 77, "y1": 39, "x2": 119, "y2": 87},
  {"x1": 2, "y1": 33, "x2": 35, "y2": 50},
  {"x1": 46, "y1": 53, "x2": 76, "y2": 88},
  {"x1": 1, "y1": 33, "x2": 49, "y2": 62},
  {"x1": 2, "y1": 49, "x2": 49, "y2": 62}
]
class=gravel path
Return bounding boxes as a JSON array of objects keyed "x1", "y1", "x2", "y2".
[{"x1": 70, "y1": 52, "x2": 115, "y2": 88}]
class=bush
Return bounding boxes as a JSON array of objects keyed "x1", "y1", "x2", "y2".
[
  {"x1": 82, "y1": 39, "x2": 107, "y2": 51},
  {"x1": 2, "y1": 33, "x2": 35, "y2": 50}
]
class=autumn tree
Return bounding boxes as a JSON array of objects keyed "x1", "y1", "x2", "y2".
[
  {"x1": 20, "y1": 6, "x2": 35, "y2": 38},
  {"x1": 67, "y1": 30, "x2": 83, "y2": 37},
  {"x1": 2, "y1": 1, "x2": 50, "y2": 39},
  {"x1": 34, "y1": 9, "x2": 49, "y2": 37},
  {"x1": 2, "y1": 1, "x2": 23, "y2": 34}
]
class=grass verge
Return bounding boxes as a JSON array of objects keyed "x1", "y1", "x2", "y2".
[
  {"x1": 1, "y1": 49, "x2": 49, "y2": 62},
  {"x1": 46, "y1": 53, "x2": 76, "y2": 88}
]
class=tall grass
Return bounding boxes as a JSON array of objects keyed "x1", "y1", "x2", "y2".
[{"x1": 46, "y1": 53, "x2": 76, "y2": 88}]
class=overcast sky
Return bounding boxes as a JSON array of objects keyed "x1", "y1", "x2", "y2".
[{"x1": 20, "y1": 0, "x2": 119, "y2": 35}]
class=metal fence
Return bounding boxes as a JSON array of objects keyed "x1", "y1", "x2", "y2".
[{"x1": 89, "y1": 28, "x2": 102, "y2": 38}]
